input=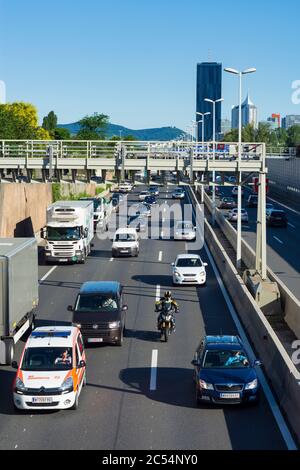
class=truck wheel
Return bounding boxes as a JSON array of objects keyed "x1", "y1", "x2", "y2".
[{"x1": 5, "y1": 339, "x2": 15, "y2": 365}]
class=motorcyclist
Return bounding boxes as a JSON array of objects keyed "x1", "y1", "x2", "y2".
[{"x1": 155, "y1": 291, "x2": 178, "y2": 330}]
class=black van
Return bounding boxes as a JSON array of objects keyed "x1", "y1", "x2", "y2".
[{"x1": 69, "y1": 281, "x2": 128, "y2": 346}]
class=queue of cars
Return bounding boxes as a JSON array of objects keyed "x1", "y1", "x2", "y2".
[{"x1": 12, "y1": 181, "x2": 263, "y2": 412}]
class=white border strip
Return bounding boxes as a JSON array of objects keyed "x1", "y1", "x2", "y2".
[
  {"x1": 188, "y1": 185, "x2": 297, "y2": 450},
  {"x1": 150, "y1": 349, "x2": 158, "y2": 391},
  {"x1": 39, "y1": 266, "x2": 57, "y2": 283}
]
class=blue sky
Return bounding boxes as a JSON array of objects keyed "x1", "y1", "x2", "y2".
[{"x1": 1, "y1": 0, "x2": 300, "y2": 130}]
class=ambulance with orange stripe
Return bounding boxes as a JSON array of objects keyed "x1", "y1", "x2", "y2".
[{"x1": 12, "y1": 326, "x2": 86, "y2": 410}]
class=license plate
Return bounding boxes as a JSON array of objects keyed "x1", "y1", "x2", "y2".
[
  {"x1": 32, "y1": 397, "x2": 53, "y2": 404},
  {"x1": 87, "y1": 338, "x2": 103, "y2": 343},
  {"x1": 220, "y1": 393, "x2": 240, "y2": 399},
  {"x1": 59, "y1": 258, "x2": 68, "y2": 262},
  {"x1": 120, "y1": 250, "x2": 129, "y2": 253}
]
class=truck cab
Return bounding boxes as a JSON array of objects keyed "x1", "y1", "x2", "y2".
[{"x1": 42, "y1": 201, "x2": 94, "y2": 264}]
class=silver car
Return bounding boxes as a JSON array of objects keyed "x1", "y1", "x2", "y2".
[
  {"x1": 174, "y1": 221, "x2": 196, "y2": 241},
  {"x1": 228, "y1": 208, "x2": 249, "y2": 223}
]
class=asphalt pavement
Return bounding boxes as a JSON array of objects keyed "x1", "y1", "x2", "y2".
[{"x1": 0, "y1": 185, "x2": 289, "y2": 450}]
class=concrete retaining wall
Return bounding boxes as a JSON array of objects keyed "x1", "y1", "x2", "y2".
[
  {"x1": 202, "y1": 190, "x2": 300, "y2": 339},
  {"x1": 0, "y1": 183, "x2": 53, "y2": 237},
  {"x1": 267, "y1": 157, "x2": 300, "y2": 209},
  {"x1": 203, "y1": 214, "x2": 300, "y2": 442}
]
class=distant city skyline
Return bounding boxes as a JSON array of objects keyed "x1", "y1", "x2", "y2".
[{"x1": 1, "y1": 0, "x2": 300, "y2": 130}]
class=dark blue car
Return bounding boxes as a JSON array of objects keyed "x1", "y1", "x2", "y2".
[
  {"x1": 143, "y1": 195, "x2": 157, "y2": 206},
  {"x1": 191, "y1": 336, "x2": 261, "y2": 405}
]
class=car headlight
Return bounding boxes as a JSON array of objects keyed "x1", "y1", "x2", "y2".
[
  {"x1": 199, "y1": 379, "x2": 214, "y2": 390},
  {"x1": 109, "y1": 321, "x2": 121, "y2": 329},
  {"x1": 75, "y1": 250, "x2": 83, "y2": 255},
  {"x1": 60, "y1": 377, "x2": 74, "y2": 393},
  {"x1": 245, "y1": 378, "x2": 258, "y2": 390},
  {"x1": 174, "y1": 271, "x2": 182, "y2": 278},
  {"x1": 15, "y1": 377, "x2": 26, "y2": 394}
]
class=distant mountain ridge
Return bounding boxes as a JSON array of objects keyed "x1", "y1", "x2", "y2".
[{"x1": 57, "y1": 122, "x2": 184, "y2": 141}]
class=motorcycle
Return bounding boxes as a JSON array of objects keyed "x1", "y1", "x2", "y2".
[{"x1": 157, "y1": 302, "x2": 176, "y2": 342}]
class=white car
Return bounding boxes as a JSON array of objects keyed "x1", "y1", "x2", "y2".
[
  {"x1": 139, "y1": 191, "x2": 150, "y2": 201},
  {"x1": 172, "y1": 254, "x2": 208, "y2": 285},
  {"x1": 232, "y1": 186, "x2": 244, "y2": 197},
  {"x1": 119, "y1": 182, "x2": 133, "y2": 193},
  {"x1": 228, "y1": 208, "x2": 249, "y2": 223},
  {"x1": 13, "y1": 326, "x2": 86, "y2": 411},
  {"x1": 112, "y1": 227, "x2": 139, "y2": 257},
  {"x1": 174, "y1": 221, "x2": 196, "y2": 241}
]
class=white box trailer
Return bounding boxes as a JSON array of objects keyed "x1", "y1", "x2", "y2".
[
  {"x1": 42, "y1": 200, "x2": 94, "y2": 264},
  {"x1": 0, "y1": 238, "x2": 38, "y2": 364}
]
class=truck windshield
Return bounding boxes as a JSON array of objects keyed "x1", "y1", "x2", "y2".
[
  {"x1": 21, "y1": 347, "x2": 73, "y2": 371},
  {"x1": 47, "y1": 226, "x2": 81, "y2": 241}
]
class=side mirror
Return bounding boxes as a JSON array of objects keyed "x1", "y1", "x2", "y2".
[
  {"x1": 78, "y1": 360, "x2": 86, "y2": 369},
  {"x1": 254, "y1": 360, "x2": 262, "y2": 367},
  {"x1": 171, "y1": 263, "x2": 175, "y2": 267},
  {"x1": 193, "y1": 226, "x2": 197, "y2": 231},
  {"x1": 40, "y1": 227, "x2": 47, "y2": 239},
  {"x1": 203, "y1": 263, "x2": 208, "y2": 267},
  {"x1": 12, "y1": 361, "x2": 18, "y2": 369},
  {"x1": 122, "y1": 305, "x2": 128, "y2": 311},
  {"x1": 84, "y1": 228, "x2": 88, "y2": 238},
  {"x1": 67, "y1": 305, "x2": 73, "y2": 312}
]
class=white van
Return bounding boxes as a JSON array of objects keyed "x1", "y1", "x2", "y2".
[{"x1": 112, "y1": 228, "x2": 139, "y2": 257}]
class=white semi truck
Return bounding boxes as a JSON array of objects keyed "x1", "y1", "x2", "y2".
[
  {"x1": 0, "y1": 238, "x2": 38, "y2": 364},
  {"x1": 42, "y1": 200, "x2": 94, "y2": 264}
]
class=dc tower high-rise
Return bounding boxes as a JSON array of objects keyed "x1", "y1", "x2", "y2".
[{"x1": 196, "y1": 62, "x2": 222, "y2": 141}]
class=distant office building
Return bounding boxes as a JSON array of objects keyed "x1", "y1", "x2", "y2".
[
  {"x1": 221, "y1": 118, "x2": 231, "y2": 136},
  {"x1": 282, "y1": 115, "x2": 300, "y2": 129},
  {"x1": 267, "y1": 115, "x2": 280, "y2": 130},
  {"x1": 196, "y1": 62, "x2": 222, "y2": 141},
  {"x1": 231, "y1": 94, "x2": 258, "y2": 129}
]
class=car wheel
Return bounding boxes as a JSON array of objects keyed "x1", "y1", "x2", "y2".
[{"x1": 196, "y1": 389, "x2": 202, "y2": 406}]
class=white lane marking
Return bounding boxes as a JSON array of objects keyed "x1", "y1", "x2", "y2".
[
  {"x1": 39, "y1": 265, "x2": 57, "y2": 283},
  {"x1": 273, "y1": 236, "x2": 283, "y2": 245},
  {"x1": 163, "y1": 208, "x2": 166, "y2": 213},
  {"x1": 161, "y1": 231, "x2": 164, "y2": 238},
  {"x1": 155, "y1": 285, "x2": 161, "y2": 301},
  {"x1": 158, "y1": 251, "x2": 163, "y2": 262},
  {"x1": 150, "y1": 350, "x2": 158, "y2": 391},
  {"x1": 288, "y1": 222, "x2": 295, "y2": 229},
  {"x1": 188, "y1": 185, "x2": 297, "y2": 451},
  {"x1": 267, "y1": 196, "x2": 300, "y2": 216},
  {"x1": 109, "y1": 257, "x2": 114, "y2": 262}
]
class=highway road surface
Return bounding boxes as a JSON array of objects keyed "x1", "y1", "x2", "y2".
[{"x1": 0, "y1": 185, "x2": 292, "y2": 450}]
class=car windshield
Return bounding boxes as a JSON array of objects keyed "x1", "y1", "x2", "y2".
[
  {"x1": 177, "y1": 223, "x2": 193, "y2": 230},
  {"x1": 203, "y1": 349, "x2": 250, "y2": 369},
  {"x1": 176, "y1": 258, "x2": 202, "y2": 267},
  {"x1": 224, "y1": 198, "x2": 234, "y2": 202},
  {"x1": 115, "y1": 233, "x2": 136, "y2": 242},
  {"x1": 47, "y1": 226, "x2": 81, "y2": 241},
  {"x1": 271, "y1": 211, "x2": 285, "y2": 217},
  {"x1": 75, "y1": 294, "x2": 118, "y2": 312},
  {"x1": 21, "y1": 347, "x2": 73, "y2": 371}
]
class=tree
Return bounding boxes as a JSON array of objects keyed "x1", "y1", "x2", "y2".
[
  {"x1": 77, "y1": 112, "x2": 109, "y2": 140},
  {"x1": 53, "y1": 127, "x2": 71, "y2": 140},
  {"x1": 42, "y1": 111, "x2": 58, "y2": 131},
  {"x1": 286, "y1": 125, "x2": 300, "y2": 147},
  {"x1": 110, "y1": 134, "x2": 137, "y2": 141},
  {"x1": 0, "y1": 102, "x2": 51, "y2": 140}
]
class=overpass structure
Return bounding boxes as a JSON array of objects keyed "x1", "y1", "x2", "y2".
[{"x1": 0, "y1": 140, "x2": 265, "y2": 176}]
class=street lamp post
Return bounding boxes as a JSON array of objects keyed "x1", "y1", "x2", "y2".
[
  {"x1": 224, "y1": 67, "x2": 256, "y2": 269},
  {"x1": 196, "y1": 112, "x2": 211, "y2": 156},
  {"x1": 204, "y1": 98, "x2": 224, "y2": 226}
]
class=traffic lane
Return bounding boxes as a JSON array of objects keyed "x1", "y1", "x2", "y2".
[{"x1": 114, "y1": 193, "x2": 286, "y2": 450}]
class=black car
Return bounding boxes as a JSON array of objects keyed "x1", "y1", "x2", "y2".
[
  {"x1": 266, "y1": 209, "x2": 288, "y2": 228},
  {"x1": 143, "y1": 195, "x2": 157, "y2": 206},
  {"x1": 247, "y1": 195, "x2": 258, "y2": 208},
  {"x1": 69, "y1": 281, "x2": 128, "y2": 346},
  {"x1": 191, "y1": 336, "x2": 261, "y2": 405}
]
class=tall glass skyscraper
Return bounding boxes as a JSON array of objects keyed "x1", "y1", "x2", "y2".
[{"x1": 196, "y1": 62, "x2": 222, "y2": 141}]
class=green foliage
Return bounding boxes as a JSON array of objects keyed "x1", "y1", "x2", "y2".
[
  {"x1": 52, "y1": 183, "x2": 62, "y2": 202},
  {"x1": 77, "y1": 112, "x2": 109, "y2": 140},
  {"x1": 223, "y1": 123, "x2": 300, "y2": 147},
  {"x1": 286, "y1": 125, "x2": 300, "y2": 147},
  {"x1": 110, "y1": 135, "x2": 137, "y2": 141},
  {"x1": 53, "y1": 127, "x2": 71, "y2": 140},
  {"x1": 42, "y1": 111, "x2": 58, "y2": 131},
  {"x1": 0, "y1": 102, "x2": 51, "y2": 140}
]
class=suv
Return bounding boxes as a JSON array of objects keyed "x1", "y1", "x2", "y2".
[
  {"x1": 119, "y1": 182, "x2": 133, "y2": 193},
  {"x1": 70, "y1": 281, "x2": 128, "y2": 346},
  {"x1": 219, "y1": 197, "x2": 236, "y2": 209},
  {"x1": 191, "y1": 335, "x2": 261, "y2": 405},
  {"x1": 266, "y1": 209, "x2": 288, "y2": 228},
  {"x1": 13, "y1": 326, "x2": 86, "y2": 411}
]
